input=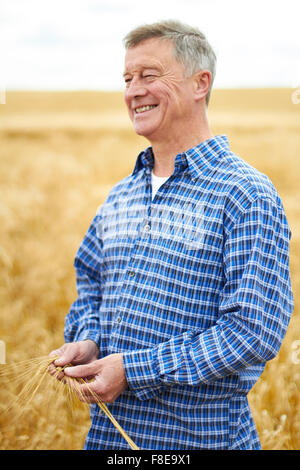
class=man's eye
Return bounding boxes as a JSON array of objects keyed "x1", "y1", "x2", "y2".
[{"x1": 143, "y1": 75, "x2": 156, "y2": 79}]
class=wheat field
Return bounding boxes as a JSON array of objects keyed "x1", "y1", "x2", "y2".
[{"x1": 0, "y1": 89, "x2": 299, "y2": 450}]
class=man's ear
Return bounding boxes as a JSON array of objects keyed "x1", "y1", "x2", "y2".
[{"x1": 193, "y1": 70, "x2": 212, "y2": 102}]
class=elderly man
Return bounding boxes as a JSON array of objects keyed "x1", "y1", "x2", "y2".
[{"x1": 50, "y1": 20, "x2": 293, "y2": 450}]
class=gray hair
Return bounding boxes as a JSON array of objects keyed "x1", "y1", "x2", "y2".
[{"x1": 123, "y1": 20, "x2": 217, "y2": 105}]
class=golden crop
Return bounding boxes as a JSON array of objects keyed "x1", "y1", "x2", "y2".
[{"x1": 0, "y1": 89, "x2": 299, "y2": 449}]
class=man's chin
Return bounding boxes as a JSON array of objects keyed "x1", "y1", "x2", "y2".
[{"x1": 133, "y1": 125, "x2": 154, "y2": 138}]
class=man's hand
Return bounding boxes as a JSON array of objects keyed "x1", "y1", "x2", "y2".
[
  {"x1": 48, "y1": 340, "x2": 99, "y2": 380},
  {"x1": 63, "y1": 353, "x2": 128, "y2": 404}
]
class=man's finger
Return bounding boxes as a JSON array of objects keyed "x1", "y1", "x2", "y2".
[
  {"x1": 47, "y1": 363, "x2": 66, "y2": 382},
  {"x1": 48, "y1": 363, "x2": 57, "y2": 375},
  {"x1": 64, "y1": 362, "x2": 96, "y2": 378},
  {"x1": 51, "y1": 351, "x2": 74, "y2": 367},
  {"x1": 49, "y1": 349, "x2": 63, "y2": 360},
  {"x1": 48, "y1": 349, "x2": 67, "y2": 367}
]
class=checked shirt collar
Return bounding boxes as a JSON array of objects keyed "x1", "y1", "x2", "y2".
[{"x1": 132, "y1": 134, "x2": 230, "y2": 180}]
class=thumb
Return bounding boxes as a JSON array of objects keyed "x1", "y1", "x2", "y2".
[
  {"x1": 53, "y1": 356, "x2": 70, "y2": 367},
  {"x1": 64, "y1": 362, "x2": 96, "y2": 379},
  {"x1": 50, "y1": 351, "x2": 73, "y2": 367}
]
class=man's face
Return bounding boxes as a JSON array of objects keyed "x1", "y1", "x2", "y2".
[{"x1": 123, "y1": 38, "x2": 195, "y2": 142}]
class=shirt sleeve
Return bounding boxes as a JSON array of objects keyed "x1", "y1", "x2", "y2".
[
  {"x1": 122, "y1": 196, "x2": 294, "y2": 400},
  {"x1": 64, "y1": 213, "x2": 103, "y2": 348}
]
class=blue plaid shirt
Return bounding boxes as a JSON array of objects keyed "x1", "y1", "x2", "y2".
[{"x1": 64, "y1": 135, "x2": 293, "y2": 450}]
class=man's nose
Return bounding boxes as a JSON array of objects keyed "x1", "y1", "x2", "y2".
[{"x1": 125, "y1": 80, "x2": 148, "y2": 99}]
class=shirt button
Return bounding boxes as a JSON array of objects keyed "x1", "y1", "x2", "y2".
[
  {"x1": 116, "y1": 316, "x2": 122, "y2": 324},
  {"x1": 144, "y1": 224, "x2": 151, "y2": 232},
  {"x1": 128, "y1": 271, "x2": 135, "y2": 277}
]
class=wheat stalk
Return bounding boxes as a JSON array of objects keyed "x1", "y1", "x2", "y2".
[{"x1": 0, "y1": 356, "x2": 139, "y2": 450}]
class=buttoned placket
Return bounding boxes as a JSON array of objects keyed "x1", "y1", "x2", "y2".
[
  {"x1": 110, "y1": 159, "x2": 189, "y2": 348},
  {"x1": 110, "y1": 167, "x2": 153, "y2": 346}
]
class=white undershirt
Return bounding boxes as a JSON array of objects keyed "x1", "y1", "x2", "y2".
[{"x1": 151, "y1": 171, "x2": 169, "y2": 200}]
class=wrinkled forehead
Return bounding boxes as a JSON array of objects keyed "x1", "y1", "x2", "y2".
[{"x1": 123, "y1": 38, "x2": 178, "y2": 75}]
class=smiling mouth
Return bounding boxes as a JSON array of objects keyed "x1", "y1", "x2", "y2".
[{"x1": 134, "y1": 104, "x2": 158, "y2": 114}]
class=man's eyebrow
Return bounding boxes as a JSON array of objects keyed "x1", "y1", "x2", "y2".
[{"x1": 123, "y1": 64, "x2": 161, "y2": 77}]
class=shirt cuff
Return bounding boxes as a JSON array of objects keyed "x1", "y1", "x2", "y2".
[
  {"x1": 71, "y1": 329, "x2": 101, "y2": 349},
  {"x1": 122, "y1": 347, "x2": 167, "y2": 400}
]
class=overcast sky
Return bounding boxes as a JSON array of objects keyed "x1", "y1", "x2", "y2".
[{"x1": 1, "y1": 0, "x2": 300, "y2": 90}]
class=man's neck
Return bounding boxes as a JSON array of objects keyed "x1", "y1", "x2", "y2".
[{"x1": 151, "y1": 126, "x2": 213, "y2": 178}]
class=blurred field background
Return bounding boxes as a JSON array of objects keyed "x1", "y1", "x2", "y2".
[{"x1": 0, "y1": 88, "x2": 299, "y2": 450}]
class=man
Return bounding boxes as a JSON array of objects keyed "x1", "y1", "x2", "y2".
[{"x1": 49, "y1": 20, "x2": 294, "y2": 450}]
